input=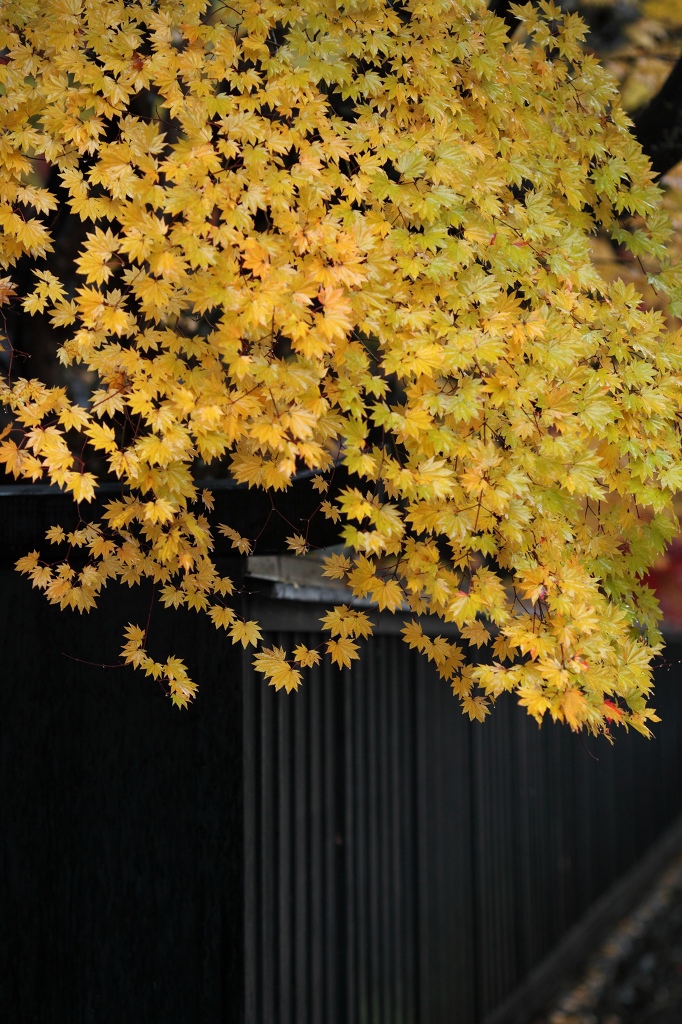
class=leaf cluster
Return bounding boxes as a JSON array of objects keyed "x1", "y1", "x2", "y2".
[{"x1": 2, "y1": 0, "x2": 682, "y2": 734}]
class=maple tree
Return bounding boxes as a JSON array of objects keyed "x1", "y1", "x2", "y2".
[{"x1": 2, "y1": 0, "x2": 682, "y2": 735}]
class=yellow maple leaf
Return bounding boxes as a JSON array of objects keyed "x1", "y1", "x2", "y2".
[
  {"x1": 286, "y1": 534, "x2": 309, "y2": 556},
  {"x1": 15, "y1": 551, "x2": 40, "y2": 574},
  {"x1": 321, "y1": 501, "x2": 341, "y2": 523},
  {"x1": 401, "y1": 619, "x2": 427, "y2": 652},
  {"x1": 517, "y1": 688, "x2": 551, "y2": 724},
  {"x1": 65, "y1": 471, "x2": 97, "y2": 503},
  {"x1": 367, "y1": 576, "x2": 404, "y2": 612},
  {"x1": 218, "y1": 524, "x2": 253, "y2": 555},
  {"x1": 208, "y1": 605, "x2": 236, "y2": 629},
  {"x1": 253, "y1": 646, "x2": 302, "y2": 692},
  {"x1": 560, "y1": 689, "x2": 590, "y2": 732},
  {"x1": 293, "y1": 644, "x2": 322, "y2": 668},
  {"x1": 322, "y1": 552, "x2": 351, "y2": 580},
  {"x1": 58, "y1": 405, "x2": 90, "y2": 432},
  {"x1": 229, "y1": 619, "x2": 262, "y2": 648},
  {"x1": 460, "y1": 620, "x2": 492, "y2": 648},
  {"x1": 461, "y1": 695, "x2": 491, "y2": 723},
  {"x1": 0, "y1": 277, "x2": 17, "y2": 305},
  {"x1": 326, "y1": 637, "x2": 360, "y2": 669},
  {"x1": 311, "y1": 475, "x2": 329, "y2": 493}
]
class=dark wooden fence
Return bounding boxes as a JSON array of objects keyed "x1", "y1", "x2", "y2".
[{"x1": 2, "y1": 490, "x2": 682, "y2": 1024}]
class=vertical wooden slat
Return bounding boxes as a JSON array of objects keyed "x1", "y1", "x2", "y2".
[
  {"x1": 243, "y1": 649, "x2": 259, "y2": 1024},
  {"x1": 259, "y1": 665, "x2": 276, "y2": 1024},
  {"x1": 308, "y1": 655, "x2": 324, "y2": 1024},
  {"x1": 293, "y1": 637, "x2": 310, "y2": 1024},
  {"x1": 277, "y1": 668, "x2": 293, "y2": 1024},
  {"x1": 341, "y1": 651, "x2": 357, "y2": 1024},
  {"x1": 319, "y1": 656, "x2": 335, "y2": 1023}
]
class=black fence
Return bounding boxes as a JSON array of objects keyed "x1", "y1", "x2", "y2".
[
  {"x1": 2, "y1": 492, "x2": 682, "y2": 1023},
  {"x1": 244, "y1": 608, "x2": 682, "y2": 1024}
]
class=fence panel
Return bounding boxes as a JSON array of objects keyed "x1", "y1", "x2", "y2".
[{"x1": 245, "y1": 610, "x2": 682, "y2": 1024}]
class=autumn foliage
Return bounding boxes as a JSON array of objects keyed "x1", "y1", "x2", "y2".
[{"x1": 1, "y1": 0, "x2": 682, "y2": 734}]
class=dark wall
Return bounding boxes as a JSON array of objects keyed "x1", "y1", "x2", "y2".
[
  {"x1": 2, "y1": 564, "x2": 682, "y2": 1024},
  {"x1": 0, "y1": 570, "x2": 244, "y2": 1024}
]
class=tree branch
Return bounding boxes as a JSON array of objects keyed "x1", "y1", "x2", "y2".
[{"x1": 632, "y1": 52, "x2": 682, "y2": 178}]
